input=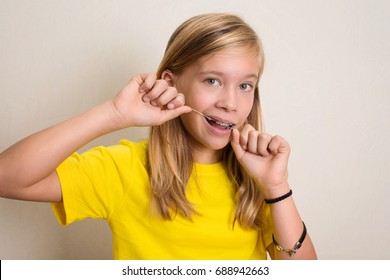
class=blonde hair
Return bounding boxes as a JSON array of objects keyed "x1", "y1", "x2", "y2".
[{"x1": 148, "y1": 13, "x2": 265, "y2": 229}]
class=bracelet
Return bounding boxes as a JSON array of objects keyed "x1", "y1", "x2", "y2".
[
  {"x1": 264, "y1": 189, "x2": 292, "y2": 204},
  {"x1": 272, "y1": 221, "x2": 307, "y2": 257}
]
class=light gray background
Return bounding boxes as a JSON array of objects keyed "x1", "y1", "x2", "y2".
[{"x1": 1, "y1": 0, "x2": 389, "y2": 259}]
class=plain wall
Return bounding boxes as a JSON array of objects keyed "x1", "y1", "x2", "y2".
[{"x1": 0, "y1": 0, "x2": 389, "y2": 259}]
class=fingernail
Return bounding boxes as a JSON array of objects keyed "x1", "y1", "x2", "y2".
[
  {"x1": 167, "y1": 103, "x2": 175, "y2": 110},
  {"x1": 143, "y1": 97, "x2": 150, "y2": 102}
]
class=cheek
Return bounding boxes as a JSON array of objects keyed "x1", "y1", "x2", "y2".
[
  {"x1": 185, "y1": 91, "x2": 211, "y2": 110},
  {"x1": 174, "y1": 78, "x2": 201, "y2": 106},
  {"x1": 242, "y1": 95, "x2": 255, "y2": 116},
  {"x1": 179, "y1": 111, "x2": 197, "y2": 129},
  {"x1": 179, "y1": 112, "x2": 190, "y2": 125}
]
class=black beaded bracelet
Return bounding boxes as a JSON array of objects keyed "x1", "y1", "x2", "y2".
[
  {"x1": 273, "y1": 221, "x2": 307, "y2": 257},
  {"x1": 264, "y1": 189, "x2": 293, "y2": 204}
]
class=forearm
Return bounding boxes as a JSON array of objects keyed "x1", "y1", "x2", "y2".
[
  {"x1": 0, "y1": 100, "x2": 119, "y2": 197},
  {"x1": 266, "y1": 182, "x2": 317, "y2": 260}
]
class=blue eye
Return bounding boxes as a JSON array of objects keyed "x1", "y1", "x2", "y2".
[
  {"x1": 239, "y1": 83, "x2": 253, "y2": 91},
  {"x1": 206, "y1": 78, "x2": 220, "y2": 86}
]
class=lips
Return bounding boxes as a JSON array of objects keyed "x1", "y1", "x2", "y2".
[{"x1": 205, "y1": 116, "x2": 235, "y2": 130}]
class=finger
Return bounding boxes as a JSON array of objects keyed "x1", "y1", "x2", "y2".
[
  {"x1": 239, "y1": 124, "x2": 256, "y2": 151},
  {"x1": 167, "y1": 93, "x2": 185, "y2": 110},
  {"x1": 256, "y1": 133, "x2": 272, "y2": 157},
  {"x1": 268, "y1": 135, "x2": 290, "y2": 155},
  {"x1": 230, "y1": 129, "x2": 246, "y2": 158},
  {"x1": 142, "y1": 79, "x2": 169, "y2": 102},
  {"x1": 150, "y1": 86, "x2": 178, "y2": 108},
  {"x1": 139, "y1": 73, "x2": 157, "y2": 94},
  {"x1": 157, "y1": 105, "x2": 192, "y2": 124},
  {"x1": 248, "y1": 131, "x2": 269, "y2": 156}
]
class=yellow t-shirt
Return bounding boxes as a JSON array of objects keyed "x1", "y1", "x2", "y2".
[{"x1": 53, "y1": 140, "x2": 273, "y2": 259}]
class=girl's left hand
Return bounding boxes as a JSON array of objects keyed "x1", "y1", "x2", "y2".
[{"x1": 230, "y1": 124, "x2": 291, "y2": 196}]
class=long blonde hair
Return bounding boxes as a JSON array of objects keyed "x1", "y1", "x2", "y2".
[{"x1": 148, "y1": 13, "x2": 265, "y2": 229}]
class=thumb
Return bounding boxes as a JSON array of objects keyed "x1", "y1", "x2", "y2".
[
  {"x1": 230, "y1": 129, "x2": 246, "y2": 159},
  {"x1": 158, "y1": 105, "x2": 192, "y2": 124}
]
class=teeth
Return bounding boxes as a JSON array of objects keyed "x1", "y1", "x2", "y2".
[
  {"x1": 207, "y1": 118, "x2": 234, "y2": 129},
  {"x1": 192, "y1": 109, "x2": 234, "y2": 129},
  {"x1": 215, "y1": 120, "x2": 233, "y2": 128}
]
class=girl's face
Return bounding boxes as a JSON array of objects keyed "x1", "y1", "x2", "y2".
[{"x1": 172, "y1": 45, "x2": 261, "y2": 163}]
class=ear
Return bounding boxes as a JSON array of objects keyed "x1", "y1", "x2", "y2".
[{"x1": 161, "y1": 70, "x2": 176, "y2": 86}]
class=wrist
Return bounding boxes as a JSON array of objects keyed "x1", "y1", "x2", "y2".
[
  {"x1": 262, "y1": 181, "x2": 291, "y2": 200},
  {"x1": 103, "y1": 99, "x2": 133, "y2": 132},
  {"x1": 77, "y1": 100, "x2": 128, "y2": 139},
  {"x1": 265, "y1": 189, "x2": 292, "y2": 204}
]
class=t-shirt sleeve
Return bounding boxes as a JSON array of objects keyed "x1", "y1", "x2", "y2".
[{"x1": 52, "y1": 144, "x2": 133, "y2": 225}]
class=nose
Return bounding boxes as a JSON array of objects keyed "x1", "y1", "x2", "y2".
[{"x1": 215, "y1": 87, "x2": 237, "y2": 112}]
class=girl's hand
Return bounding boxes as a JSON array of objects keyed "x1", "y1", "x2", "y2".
[
  {"x1": 111, "y1": 73, "x2": 191, "y2": 129},
  {"x1": 230, "y1": 124, "x2": 291, "y2": 197}
]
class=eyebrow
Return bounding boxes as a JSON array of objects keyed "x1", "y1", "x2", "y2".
[{"x1": 197, "y1": 70, "x2": 259, "y2": 80}]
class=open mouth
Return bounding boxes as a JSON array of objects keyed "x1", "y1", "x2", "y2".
[
  {"x1": 205, "y1": 116, "x2": 234, "y2": 130},
  {"x1": 191, "y1": 108, "x2": 234, "y2": 130}
]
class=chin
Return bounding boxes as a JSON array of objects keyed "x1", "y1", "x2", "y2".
[{"x1": 205, "y1": 138, "x2": 231, "y2": 151}]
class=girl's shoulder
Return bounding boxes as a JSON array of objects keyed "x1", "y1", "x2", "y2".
[
  {"x1": 118, "y1": 139, "x2": 148, "y2": 152},
  {"x1": 116, "y1": 139, "x2": 148, "y2": 165}
]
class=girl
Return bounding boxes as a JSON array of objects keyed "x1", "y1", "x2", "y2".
[{"x1": 0, "y1": 13, "x2": 316, "y2": 259}]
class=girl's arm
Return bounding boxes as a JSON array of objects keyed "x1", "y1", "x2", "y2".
[
  {"x1": 231, "y1": 125, "x2": 317, "y2": 260},
  {"x1": 264, "y1": 181, "x2": 317, "y2": 260},
  {"x1": 0, "y1": 73, "x2": 191, "y2": 202}
]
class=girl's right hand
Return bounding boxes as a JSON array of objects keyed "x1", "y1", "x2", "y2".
[
  {"x1": 111, "y1": 73, "x2": 191, "y2": 129},
  {"x1": 0, "y1": 72, "x2": 191, "y2": 202}
]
